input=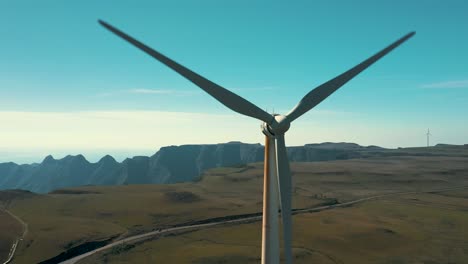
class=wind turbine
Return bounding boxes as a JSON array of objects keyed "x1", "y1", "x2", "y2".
[
  {"x1": 98, "y1": 20, "x2": 414, "y2": 264},
  {"x1": 427, "y1": 128, "x2": 432, "y2": 147}
]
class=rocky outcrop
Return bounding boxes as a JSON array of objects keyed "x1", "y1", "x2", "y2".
[
  {"x1": 2, "y1": 142, "x2": 464, "y2": 193},
  {"x1": 0, "y1": 142, "x2": 265, "y2": 193}
]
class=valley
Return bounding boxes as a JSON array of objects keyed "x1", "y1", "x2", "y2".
[{"x1": 0, "y1": 147, "x2": 467, "y2": 263}]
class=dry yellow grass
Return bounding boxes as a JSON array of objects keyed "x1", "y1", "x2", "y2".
[
  {"x1": 81, "y1": 190, "x2": 468, "y2": 264},
  {"x1": 0, "y1": 210, "x2": 22, "y2": 262},
  {"x1": 2, "y1": 156, "x2": 468, "y2": 263}
]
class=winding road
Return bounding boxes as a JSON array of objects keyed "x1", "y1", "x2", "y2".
[
  {"x1": 1, "y1": 209, "x2": 28, "y2": 264},
  {"x1": 58, "y1": 186, "x2": 468, "y2": 264}
]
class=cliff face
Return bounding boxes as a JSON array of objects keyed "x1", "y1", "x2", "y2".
[
  {"x1": 148, "y1": 142, "x2": 264, "y2": 183},
  {"x1": 4, "y1": 141, "x2": 457, "y2": 194},
  {"x1": 0, "y1": 142, "x2": 265, "y2": 193}
]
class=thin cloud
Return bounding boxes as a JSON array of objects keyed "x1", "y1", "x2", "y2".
[
  {"x1": 231, "y1": 86, "x2": 276, "y2": 92},
  {"x1": 128, "y1": 88, "x2": 200, "y2": 96},
  {"x1": 0, "y1": 110, "x2": 262, "y2": 151},
  {"x1": 98, "y1": 87, "x2": 275, "y2": 97},
  {"x1": 97, "y1": 88, "x2": 201, "y2": 97},
  {"x1": 421, "y1": 80, "x2": 468, "y2": 89},
  {"x1": 95, "y1": 92, "x2": 116, "y2": 97},
  {"x1": 129, "y1": 89, "x2": 175, "y2": 94}
]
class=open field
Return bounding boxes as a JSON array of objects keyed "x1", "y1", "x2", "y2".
[
  {"x1": 0, "y1": 209, "x2": 23, "y2": 263},
  {"x1": 80, "y1": 190, "x2": 468, "y2": 264},
  {"x1": 1, "y1": 155, "x2": 468, "y2": 263}
]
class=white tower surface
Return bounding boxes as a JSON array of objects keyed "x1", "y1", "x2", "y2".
[{"x1": 427, "y1": 128, "x2": 432, "y2": 147}]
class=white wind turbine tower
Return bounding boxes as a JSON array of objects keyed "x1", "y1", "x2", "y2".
[
  {"x1": 427, "y1": 128, "x2": 432, "y2": 147},
  {"x1": 99, "y1": 20, "x2": 414, "y2": 264}
]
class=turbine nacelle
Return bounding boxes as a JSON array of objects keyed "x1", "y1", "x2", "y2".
[{"x1": 262, "y1": 114, "x2": 291, "y2": 138}]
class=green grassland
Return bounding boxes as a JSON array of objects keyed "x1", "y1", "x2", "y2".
[{"x1": 1, "y1": 155, "x2": 468, "y2": 263}]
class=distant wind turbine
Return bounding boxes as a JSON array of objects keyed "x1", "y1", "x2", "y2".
[
  {"x1": 98, "y1": 20, "x2": 414, "y2": 264},
  {"x1": 427, "y1": 128, "x2": 432, "y2": 147}
]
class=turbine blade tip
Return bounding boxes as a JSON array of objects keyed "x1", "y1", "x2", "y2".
[
  {"x1": 406, "y1": 31, "x2": 416, "y2": 38},
  {"x1": 98, "y1": 19, "x2": 111, "y2": 29}
]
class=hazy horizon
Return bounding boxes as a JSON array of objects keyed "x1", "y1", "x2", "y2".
[{"x1": 2, "y1": 138, "x2": 464, "y2": 165}]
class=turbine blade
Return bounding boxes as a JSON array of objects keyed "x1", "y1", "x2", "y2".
[
  {"x1": 275, "y1": 134, "x2": 293, "y2": 264},
  {"x1": 98, "y1": 20, "x2": 275, "y2": 124},
  {"x1": 286, "y1": 31, "x2": 415, "y2": 122}
]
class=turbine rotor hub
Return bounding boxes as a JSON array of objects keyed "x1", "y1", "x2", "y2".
[{"x1": 262, "y1": 114, "x2": 290, "y2": 137}]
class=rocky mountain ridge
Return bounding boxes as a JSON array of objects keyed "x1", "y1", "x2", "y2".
[{"x1": 1, "y1": 142, "x2": 466, "y2": 193}]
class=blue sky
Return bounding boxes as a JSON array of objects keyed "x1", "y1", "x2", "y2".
[{"x1": 0, "y1": 1, "x2": 467, "y2": 163}]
